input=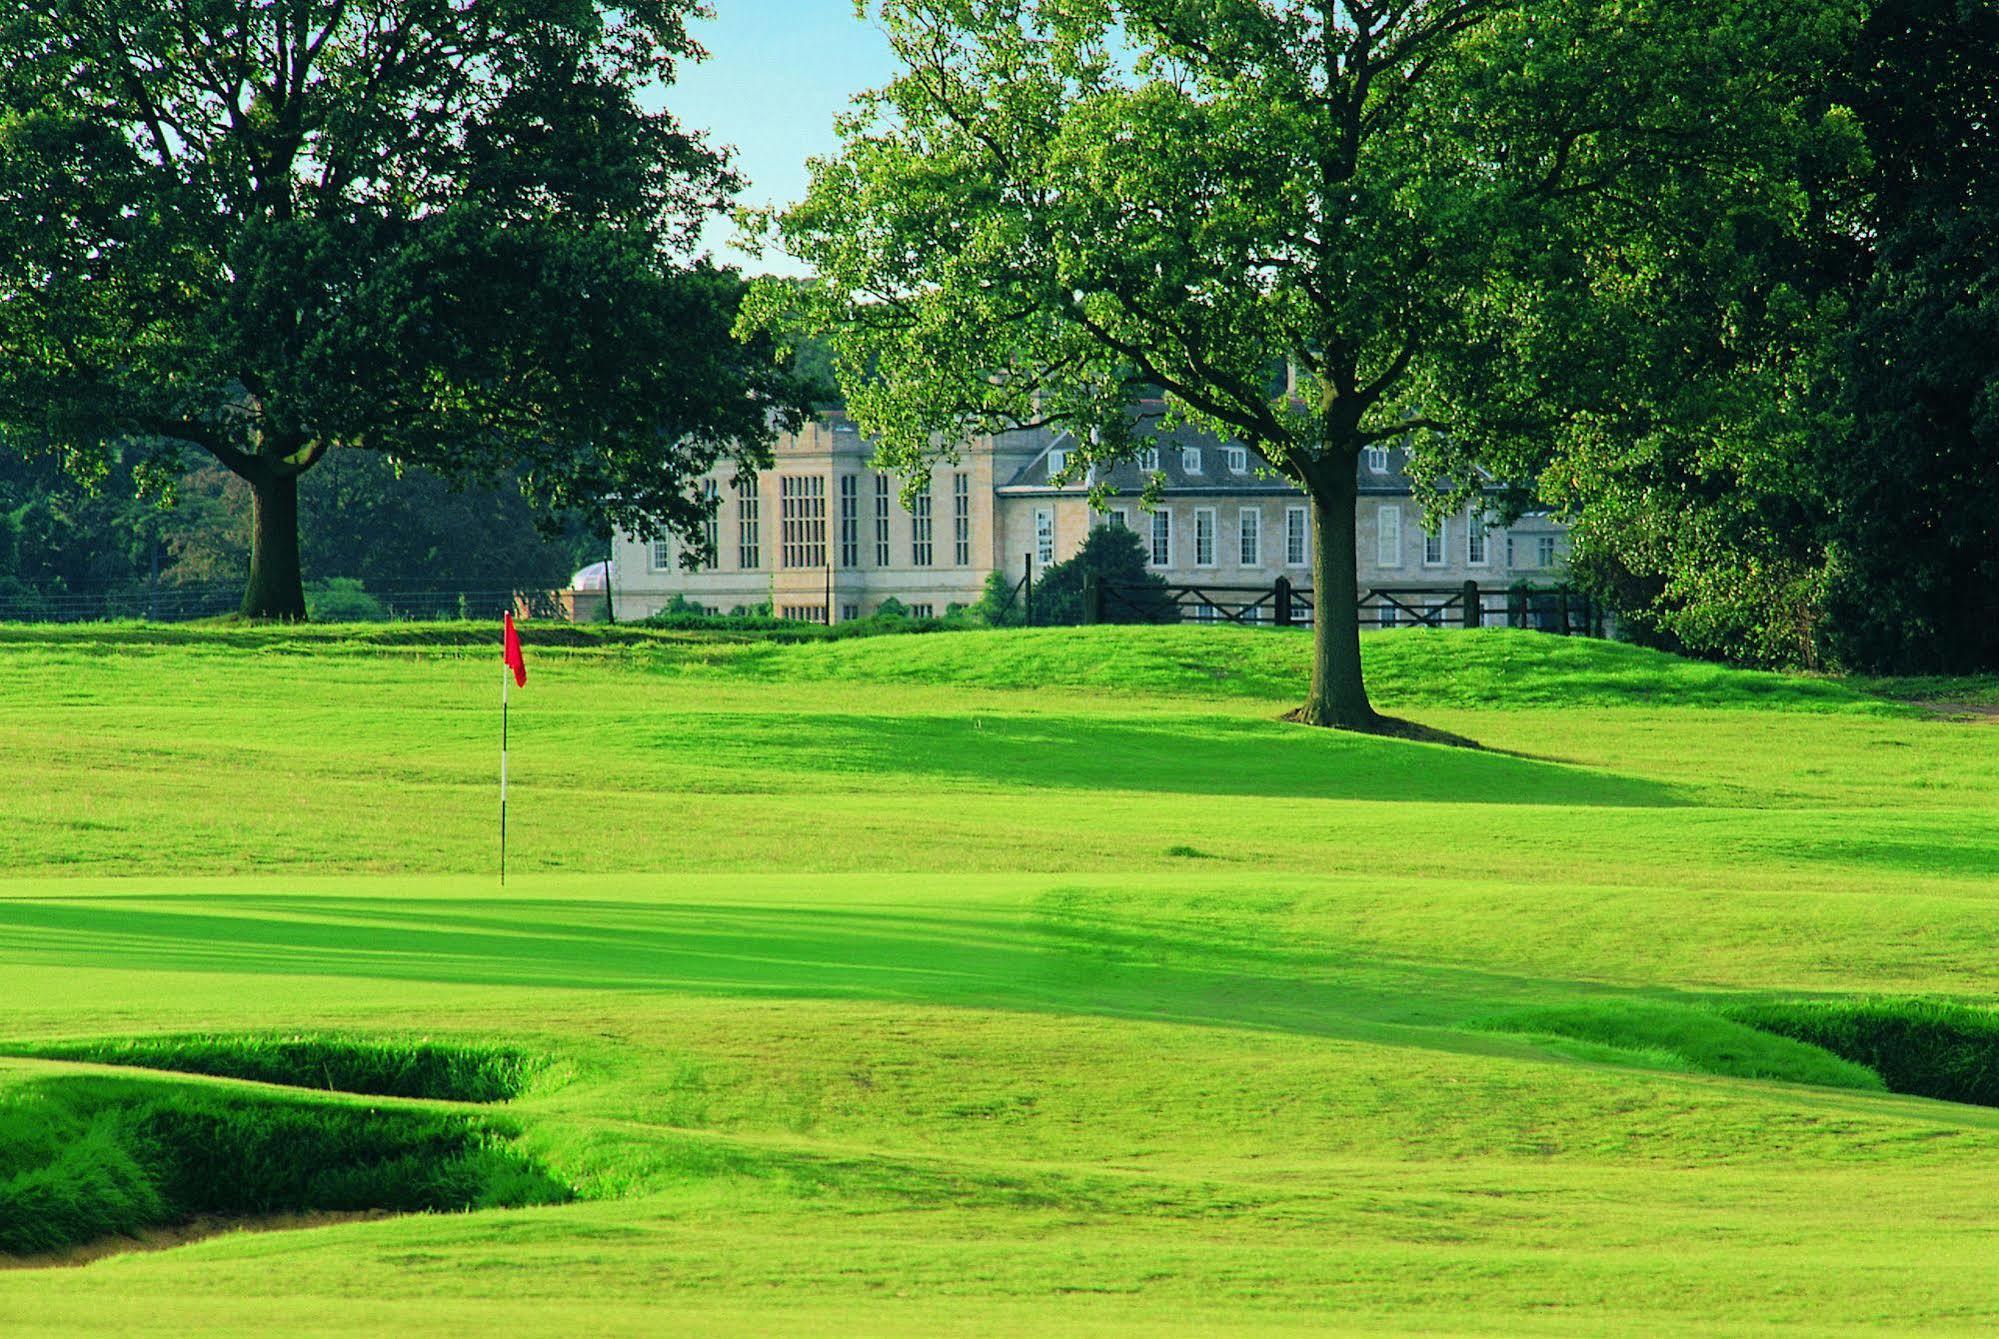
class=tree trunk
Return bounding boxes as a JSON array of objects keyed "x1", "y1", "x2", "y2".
[
  {"x1": 242, "y1": 470, "x2": 307, "y2": 621},
  {"x1": 1299, "y1": 457, "x2": 1380, "y2": 729}
]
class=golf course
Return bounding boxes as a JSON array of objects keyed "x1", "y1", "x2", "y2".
[{"x1": 2, "y1": 621, "x2": 1997, "y2": 1336}]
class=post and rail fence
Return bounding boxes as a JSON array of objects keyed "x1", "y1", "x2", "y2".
[{"x1": 1090, "y1": 576, "x2": 1604, "y2": 636}]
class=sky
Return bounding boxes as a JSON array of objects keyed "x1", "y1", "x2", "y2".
[{"x1": 663, "y1": 3, "x2": 899, "y2": 275}]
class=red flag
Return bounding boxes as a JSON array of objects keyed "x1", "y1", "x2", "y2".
[{"x1": 503, "y1": 612, "x2": 527, "y2": 688}]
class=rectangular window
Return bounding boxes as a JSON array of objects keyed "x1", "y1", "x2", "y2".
[
  {"x1": 1538, "y1": 534, "x2": 1559, "y2": 567},
  {"x1": 1034, "y1": 507, "x2": 1054, "y2": 565},
  {"x1": 1286, "y1": 506, "x2": 1309, "y2": 567},
  {"x1": 1182, "y1": 446, "x2": 1203, "y2": 475},
  {"x1": 1380, "y1": 601, "x2": 1399, "y2": 628},
  {"x1": 1366, "y1": 446, "x2": 1390, "y2": 473},
  {"x1": 736, "y1": 477, "x2": 761, "y2": 570},
  {"x1": 1047, "y1": 448, "x2": 1067, "y2": 478},
  {"x1": 838, "y1": 475, "x2": 859, "y2": 567},
  {"x1": 701, "y1": 479, "x2": 719, "y2": 567},
  {"x1": 649, "y1": 536, "x2": 672, "y2": 572},
  {"x1": 1225, "y1": 446, "x2": 1248, "y2": 473},
  {"x1": 1108, "y1": 507, "x2": 1129, "y2": 530},
  {"x1": 840, "y1": 603, "x2": 859, "y2": 622},
  {"x1": 873, "y1": 474, "x2": 891, "y2": 566},
  {"x1": 1239, "y1": 508, "x2": 1261, "y2": 567},
  {"x1": 1423, "y1": 518, "x2": 1446, "y2": 567},
  {"x1": 911, "y1": 486, "x2": 933, "y2": 566},
  {"x1": 1466, "y1": 509, "x2": 1489, "y2": 566},
  {"x1": 1140, "y1": 447, "x2": 1160, "y2": 472},
  {"x1": 1377, "y1": 505, "x2": 1403, "y2": 568},
  {"x1": 779, "y1": 475, "x2": 827, "y2": 569},
  {"x1": 909, "y1": 603, "x2": 934, "y2": 619},
  {"x1": 954, "y1": 473, "x2": 971, "y2": 565},
  {"x1": 1194, "y1": 603, "x2": 1218, "y2": 623},
  {"x1": 1194, "y1": 506, "x2": 1216, "y2": 567},
  {"x1": 779, "y1": 604, "x2": 827, "y2": 624},
  {"x1": 1150, "y1": 509, "x2": 1172, "y2": 566}
]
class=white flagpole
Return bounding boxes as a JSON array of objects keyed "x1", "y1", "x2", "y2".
[{"x1": 500, "y1": 661, "x2": 509, "y2": 886}]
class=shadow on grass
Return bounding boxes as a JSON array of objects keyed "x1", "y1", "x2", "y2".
[
  {"x1": 0, "y1": 893, "x2": 1648, "y2": 1049},
  {"x1": 632, "y1": 711, "x2": 1689, "y2": 807}
]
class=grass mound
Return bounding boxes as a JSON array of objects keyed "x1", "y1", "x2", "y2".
[
  {"x1": 0, "y1": 620, "x2": 1894, "y2": 713},
  {"x1": 3, "y1": 1035, "x2": 546, "y2": 1103},
  {"x1": 1725, "y1": 999, "x2": 1999, "y2": 1107},
  {"x1": 679, "y1": 626, "x2": 1890, "y2": 712},
  {"x1": 1472, "y1": 1002, "x2": 1885, "y2": 1091},
  {"x1": 0, "y1": 1076, "x2": 569, "y2": 1257}
]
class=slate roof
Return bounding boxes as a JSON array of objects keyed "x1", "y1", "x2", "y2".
[{"x1": 995, "y1": 421, "x2": 1421, "y2": 498}]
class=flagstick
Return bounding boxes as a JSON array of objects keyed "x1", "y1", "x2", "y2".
[{"x1": 500, "y1": 661, "x2": 509, "y2": 887}]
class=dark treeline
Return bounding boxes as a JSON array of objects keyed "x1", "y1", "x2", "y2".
[
  {"x1": 0, "y1": 449, "x2": 596, "y2": 617},
  {"x1": 1570, "y1": 0, "x2": 1997, "y2": 673}
]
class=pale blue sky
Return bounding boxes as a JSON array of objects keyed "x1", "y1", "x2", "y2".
[{"x1": 665, "y1": 2, "x2": 898, "y2": 273}]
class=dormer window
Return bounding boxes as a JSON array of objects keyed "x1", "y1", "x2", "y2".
[
  {"x1": 1366, "y1": 446, "x2": 1390, "y2": 473},
  {"x1": 1225, "y1": 446, "x2": 1248, "y2": 473},
  {"x1": 1139, "y1": 447, "x2": 1160, "y2": 472},
  {"x1": 1047, "y1": 448, "x2": 1067, "y2": 477},
  {"x1": 1182, "y1": 446, "x2": 1202, "y2": 474}
]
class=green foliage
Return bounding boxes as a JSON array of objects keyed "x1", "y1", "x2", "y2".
[
  {"x1": 0, "y1": 0, "x2": 809, "y2": 618},
  {"x1": 970, "y1": 571, "x2": 1023, "y2": 627},
  {"x1": 6, "y1": 1035, "x2": 546, "y2": 1104},
  {"x1": 1475, "y1": 1002, "x2": 1884, "y2": 1092},
  {"x1": 0, "y1": 1077, "x2": 569, "y2": 1256},
  {"x1": 1030, "y1": 526, "x2": 1177, "y2": 626},
  {"x1": 1810, "y1": 0, "x2": 1999, "y2": 673},
  {"x1": 304, "y1": 578, "x2": 387, "y2": 623},
  {"x1": 1727, "y1": 999, "x2": 1999, "y2": 1108},
  {"x1": 1560, "y1": 0, "x2": 1999, "y2": 673}
]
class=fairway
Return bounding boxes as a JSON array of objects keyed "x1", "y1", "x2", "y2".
[{"x1": 4, "y1": 624, "x2": 1999, "y2": 1335}]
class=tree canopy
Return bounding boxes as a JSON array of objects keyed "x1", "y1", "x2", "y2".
[
  {"x1": 0, "y1": 0, "x2": 808, "y2": 619},
  {"x1": 748, "y1": 0, "x2": 1857, "y2": 727}
]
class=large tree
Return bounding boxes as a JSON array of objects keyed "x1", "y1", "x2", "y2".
[
  {"x1": 1522, "y1": 0, "x2": 1996, "y2": 673},
  {"x1": 749, "y1": 0, "x2": 1854, "y2": 727},
  {"x1": 0, "y1": 0, "x2": 808, "y2": 619}
]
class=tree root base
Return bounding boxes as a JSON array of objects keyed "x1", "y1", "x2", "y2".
[{"x1": 1281, "y1": 707, "x2": 1488, "y2": 751}]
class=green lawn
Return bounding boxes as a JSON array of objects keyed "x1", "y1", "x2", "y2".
[{"x1": 2, "y1": 624, "x2": 1997, "y2": 1335}]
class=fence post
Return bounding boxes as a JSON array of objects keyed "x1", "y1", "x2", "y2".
[
  {"x1": 1274, "y1": 575, "x2": 1293, "y2": 627},
  {"x1": 1023, "y1": 552, "x2": 1034, "y2": 628},
  {"x1": 1083, "y1": 571, "x2": 1102, "y2": 625},
  {"x1": 1461, "y1": 579, "x2": 1480, "y2": 629}
]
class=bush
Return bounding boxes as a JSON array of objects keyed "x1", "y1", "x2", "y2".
[
  {"x1": 305, "y1": 577, "x2": 388, "y2": 621},
  {"x1": 1725, "y1": 998, "x2": 1999, "y2": 1107},
  {"x1": 1031, "y1": 527, "x2": 1179, "y2": 626}
]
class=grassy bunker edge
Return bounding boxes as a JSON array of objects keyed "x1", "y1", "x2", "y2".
[
  {"x1": 0, "y1": 1075, "x2": 571, "y2": 1258},
  {"x1": 0, "y1": 1034, "x2": 550, "y2": 1103}
]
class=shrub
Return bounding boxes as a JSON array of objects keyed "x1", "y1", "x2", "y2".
[
  {"x1": 305, "y1": 577, "x2": 388, "y2": 621},
  {"x1": 1031, "y1": 527, "x2": 1178, "y2": 626}
]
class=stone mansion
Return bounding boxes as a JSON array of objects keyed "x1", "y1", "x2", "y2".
[{"x1": 595, "y1": 410, "x2": 1572, "y2": 624}]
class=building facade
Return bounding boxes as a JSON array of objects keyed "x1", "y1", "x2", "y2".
[{"x1": 598, "y1": 411, "x2": 1572, "y2": 624}]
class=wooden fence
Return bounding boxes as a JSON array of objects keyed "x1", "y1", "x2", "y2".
[{"x1": 1092, "y1": 576, "x2": 1604, "y2": 635}]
